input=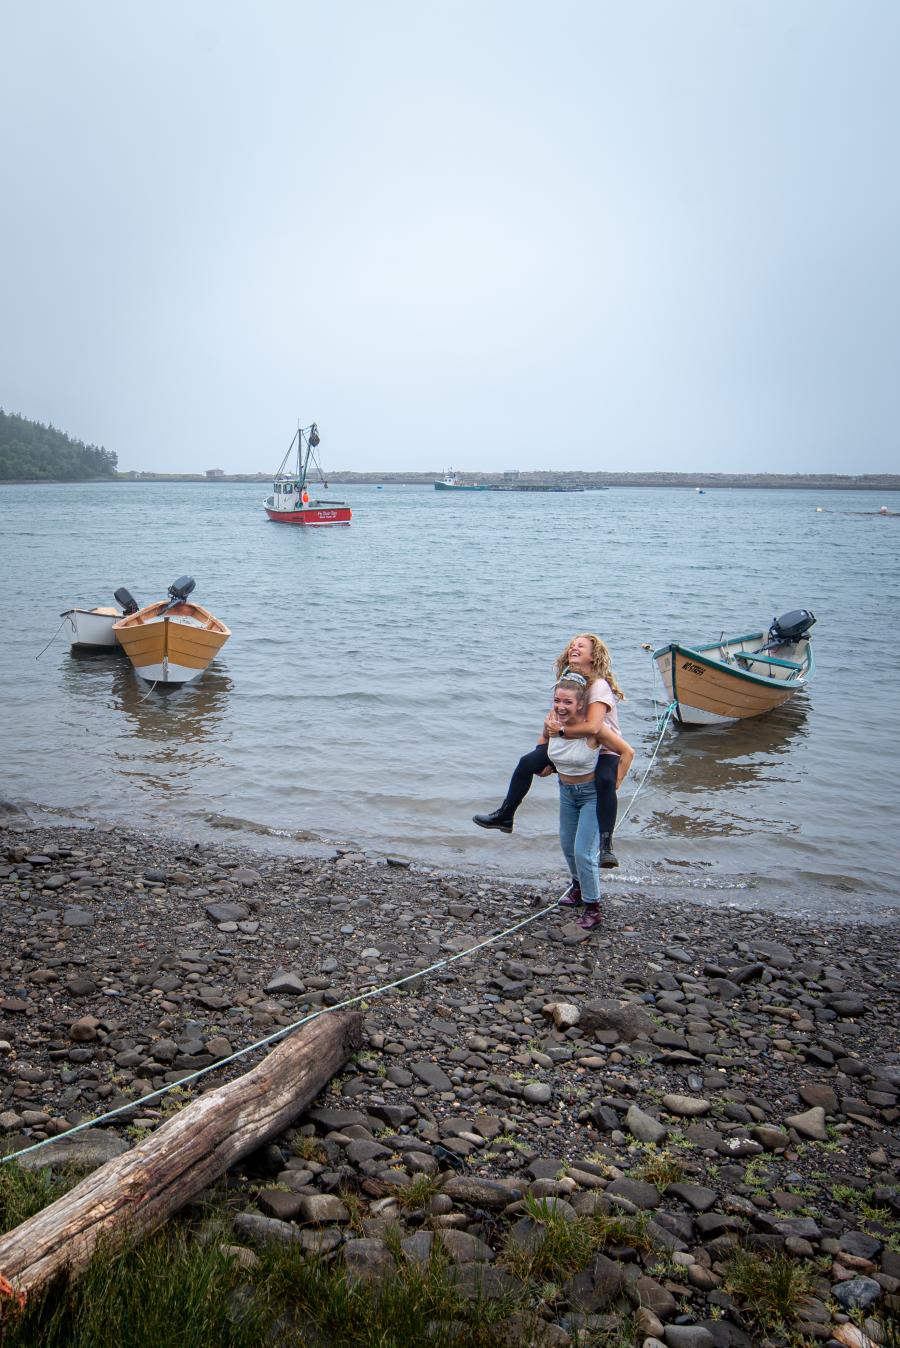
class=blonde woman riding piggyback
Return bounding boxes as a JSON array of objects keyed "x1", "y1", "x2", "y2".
[{"x1": 473, "y1": 633, "x2": 634, "y2": 871}]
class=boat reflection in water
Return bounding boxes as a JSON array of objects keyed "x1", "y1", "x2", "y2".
[
  {"x1": 111, "y1": 662, "x2": 233, "y2": 746},
  {"x1": 632, "y1": 699, "x2": 812, "y2": 847},
  {"x1": 648, "y1": 698, "x2": 809, "y2": 796},
  {"x1": 63, "y1": 648, "x2": 232, "y2": 748}
]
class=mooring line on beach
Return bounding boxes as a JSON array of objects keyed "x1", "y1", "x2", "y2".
[
  {"x1": 1, "y1": 703, "x2": 676, "y2": 1168},
  {"x1": 1, "y1": 898, "x2": 566, "y2": 1166}
]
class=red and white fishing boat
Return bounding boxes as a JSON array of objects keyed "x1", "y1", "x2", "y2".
[{"x1": 263, "y1": 422, "x2": 352, "y2": 527}]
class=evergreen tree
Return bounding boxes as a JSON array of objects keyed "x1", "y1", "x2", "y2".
[{"x1": 0, "y1": 410, "x2": 118, "y2": 481}]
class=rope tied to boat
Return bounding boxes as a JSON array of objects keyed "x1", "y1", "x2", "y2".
[{"x1": 34, "y1": 617, "x2": 68, "y2": 660}]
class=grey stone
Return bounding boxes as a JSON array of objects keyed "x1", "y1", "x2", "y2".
[
  {"x1": 231, "y1": 867, "x2": 262, "y2": 885},
  {"x1": 233, "y1": 1213, "x2": 304, "y2": 1248},
  {"x1": 522, "y1": 1082, "x2": 552, "y2": 1104},
  {"x1": 625, "y1": 1104, "x2": 667, "y2": 1144},
  {"x1": 264, "y1": 969, "x2": 306, "y2": 996},
  {"x1": 15, "y1": 1130, "x2": 129, "y2": 1172},
  {"x1": 564, "y1": 1251, "x2": 625, "y2": 1312},
  {"x1": 346, "y1": 1139, "x2": 392, "y2": 1164},
  {"x1": 773, "y1": 1216, "x2": 822, "y2": 1241},
  {"x1": 663, "y1": 1329, "x2": 715, "y2": 1348},
  {"x1": 826, "y1": 993, "x2": 867, "y2": 1017},
  {"x1": 666, "y1": 1183, "x2": 718, "y2": 1212},
  {"x1": 784, "y1": 1105, "x2": 827, "y2": 1140},
  {"x1": 443, "y1": 1176, "x2": 524, "y2": 1207},
  {"x1": 343, "y1": 1238, "x2": 396, "y2": 1284},
  {"x1": 838, "y1": 1231, "x2": 882, "y2": 1260},
  {"x1": 65, "y1": 974, "x2": 97, "y2": 996},
  {"x1": 831, "y1": 1277, "x2": 882, "y2": 1311},
  {"x1": 306, "y1": 1107, "x2": 369, "y2": 1130},
  {"x1": 295, "y1": 1194, "x2": 350, "y2": 1224},
  {"x1": 440, "y1": 1230, "x2": 496, "y2": 1263},
  {"x1": 401, "y1": 1231, "x2": 434, "y2": 1264},
  {"x1": 630, "y1": 1274, "x2": 677, "y2": 1320},
  {"x1": 410, "y1": 1059, "x2": 453, "y2": 1091},
  {"x1": 606, "y1": 1177, "x2": 661, "y2": 1210},
  {"x1": 695, "y1": 1324, "x2": 753, "y2": 1348},
  {"x1": 579, "y1": 997, "x2": 654, "y2": 1042},
  {"x1": 62, "y1": 908, "x2": 93, "y2": 927},
  {"x1": 257, "y1": 1190, "x2": 306, "y2": 1221},
  {"x1": 749, "y1": 939, "x2": 793, "y2": 968},
  {"x1": 204, "y1": 901, "x2": 249, "y2": 923},
  {"x1": 662, "y1": 1093, "x2": 710, "y2": 1117},
  {"x1": 798, "y1": 1084, "x2": 838, "y2": 1113}
]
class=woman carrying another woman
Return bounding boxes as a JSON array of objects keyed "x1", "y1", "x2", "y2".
[
  {"x1": 544, "y1": 671, "x2": 605, "y2": 930},
  {"x1": 473, "y1": 633, "x2": 633, "y2": 870}
]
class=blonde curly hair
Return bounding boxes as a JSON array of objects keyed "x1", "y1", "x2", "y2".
[{"x1": 555, "y1": 633, "x2": 626, "y2": 702}]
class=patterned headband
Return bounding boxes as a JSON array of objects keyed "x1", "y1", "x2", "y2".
[{"x1": 557, "y1": 669, "x2": 587, "y2": 688}]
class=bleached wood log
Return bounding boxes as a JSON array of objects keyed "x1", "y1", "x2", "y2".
[{"x1": 0, "y1": 1011, "x2": 362, "y2": 1303}]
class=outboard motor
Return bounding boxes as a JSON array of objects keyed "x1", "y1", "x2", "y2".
[
  {"x1": 767, "y1": 608, "x2": 816, "y2": 647},
  {"x1": 113, "y1": 587, "x2": 139, "y2": 616},
  {"x1": 167, "y1": 576, "x2": 196, "y2": 603}
]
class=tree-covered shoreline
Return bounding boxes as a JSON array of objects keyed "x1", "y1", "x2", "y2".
[{"x1": 0, "y1": 410, "x2": 117, "y2": 481}]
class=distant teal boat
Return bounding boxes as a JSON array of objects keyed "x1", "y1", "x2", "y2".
[{"x1": 434, "y1": 470, "x2": 488, "y2": 491}]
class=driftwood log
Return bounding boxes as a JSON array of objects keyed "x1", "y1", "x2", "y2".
[{"x1": 0, "y1": 1010, "x2": 362, "y2": 1304}]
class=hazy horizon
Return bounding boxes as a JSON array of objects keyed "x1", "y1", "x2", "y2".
[{"x1": 3, "y1": 2, "x2": 898, "y2": 475}]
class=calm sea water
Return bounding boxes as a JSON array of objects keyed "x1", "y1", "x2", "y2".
[{"x1": 2, "y1": 481, "x2": 899, "y2": 920}]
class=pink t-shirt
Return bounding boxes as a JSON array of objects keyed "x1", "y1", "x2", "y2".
[{"x1": 588, "y1": 677, "x2": 621, "y2": 753}]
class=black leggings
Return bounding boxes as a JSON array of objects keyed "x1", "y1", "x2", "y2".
[{"x1": 503, "y1": 744, "x2": 618, "y2": 835}]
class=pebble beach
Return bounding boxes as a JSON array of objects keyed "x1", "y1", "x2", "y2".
[{"x1": 1, "y1": 813, "x2": 899, "y2": 1345}]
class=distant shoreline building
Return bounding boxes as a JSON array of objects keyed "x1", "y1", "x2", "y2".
[{"x1": 205, "y1": 468, "x2": 225, "y2": 478}]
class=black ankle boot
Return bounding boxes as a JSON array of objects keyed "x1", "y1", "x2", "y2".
[
  {"x1": 472, "y1": 807, "x2": 514, "y2": 834},
  {"x1": 599, "y1": 833, "x2": 618, "y2": 868}
]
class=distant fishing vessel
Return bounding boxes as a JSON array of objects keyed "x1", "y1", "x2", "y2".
[
  {"x1": 434, "y1": 470, "x2": 488, "y2": 491},
  {"x1": 61, "y1": 587, "x2": 139, "y2": 649},
  {"x1": 653, "y1": 609, "x2": 815, "y2": 725},
  {"x1": 264, "y1": 423, "x2": 352, "y2": 526},
  {"x1": 113, "y1": 577, "x2": 230, "y2": 685}
]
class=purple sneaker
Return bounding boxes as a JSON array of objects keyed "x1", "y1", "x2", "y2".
[
  {"x1": 558, "y1": 879, "x2": 582, "y2": 907},
  {"x1": 577, "y1": 905, "x2": 603, "y2": 931}
]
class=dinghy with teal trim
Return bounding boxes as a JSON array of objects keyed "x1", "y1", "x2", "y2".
[{"x1": 653, "y1": 609, "x2": 815, "y2": 726}]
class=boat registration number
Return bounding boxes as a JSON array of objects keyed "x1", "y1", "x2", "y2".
[{"x1": 681, "y1": 661, "x2": 704, "y2": 676}]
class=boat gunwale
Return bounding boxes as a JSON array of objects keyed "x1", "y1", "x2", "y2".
[
  {"x1": 653, "y1": 639, "x2": 812, "y2": 690},
  {"x1": 113, "y1": 601, "x2": 231, "y2": 638}
]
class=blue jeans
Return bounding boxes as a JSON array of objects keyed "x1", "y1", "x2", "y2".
[{"x1": 558, "y1": 781, "x2": 601, "y2": 904}]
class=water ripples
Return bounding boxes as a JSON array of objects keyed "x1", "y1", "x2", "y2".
[{"x1": 2, "y1": 479, "x2": 899, "y2": 918}]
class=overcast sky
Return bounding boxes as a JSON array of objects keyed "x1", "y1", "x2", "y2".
[{"x1": 2, "y1": 2, "x2": 898, "y2": 474}]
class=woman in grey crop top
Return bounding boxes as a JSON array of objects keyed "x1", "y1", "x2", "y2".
[
  {"x1": 473, "y1": 632, "x2": 634, "y2": 870},
  {"x1": 543, "y1": 673, "x2": 603, "y2": 931}
]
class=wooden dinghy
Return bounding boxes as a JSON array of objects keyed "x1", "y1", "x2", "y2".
[
  {"x1": 654, "y1": 609, "x2": 815, "y2": 726},
  {"x1": 113, "y1": 577, "x2": 230, "y2": 685}
]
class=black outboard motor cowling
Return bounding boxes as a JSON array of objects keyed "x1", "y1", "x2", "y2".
[
  {"x1": 768, "y1": 609, "x2": 816, "y2": 645},
  {"x1": 113, "y1": 587, "x2": 139, "y2": 616},
  {"x1": 168, "y1": 576, "x2": 196, "y2": 603}
]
